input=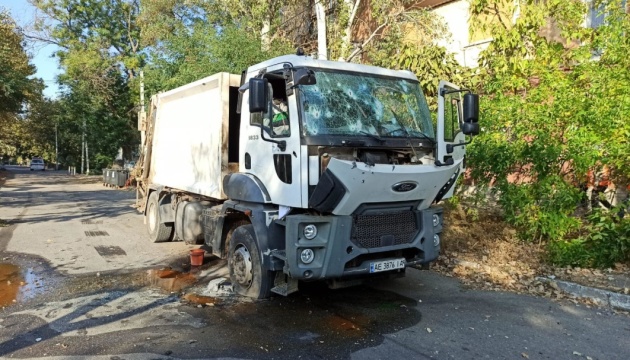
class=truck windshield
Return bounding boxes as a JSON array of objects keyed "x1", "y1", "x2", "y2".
[{"x1": 297, "y1": 70, "x2": 434, "y2": 140}]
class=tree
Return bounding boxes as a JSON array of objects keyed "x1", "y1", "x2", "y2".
[
  {"x1": 138, "y1": 0, "x2": 293, "y2": 94},
  {"x1": 0, "y1": 8, "x2": 43, "y2": 160},
  {"x1": 29, "y1": 0, "x2": 142, "y2": 171},
  {"x1": 466, "y1": 0, "x2": 630, "y2": 266}
]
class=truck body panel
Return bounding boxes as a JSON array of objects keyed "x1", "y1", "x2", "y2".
[{"x1": 149, "y1": 72, "x2": 241, "y2": 200}]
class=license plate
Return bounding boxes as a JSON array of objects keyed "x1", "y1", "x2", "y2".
[{"x1": 369, "y1": 258, "x2": 406, "y2": 273}]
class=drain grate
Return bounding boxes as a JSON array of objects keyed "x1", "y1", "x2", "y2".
[
  {"x1": 84, "y1": 230, "x2": 109, "y2": 237},
  {"x1": 81, "y1": 220, "x2": 103, "y2": 225},
  {"x1": 94, "y1": 245, "x2": 126, "y2": 257}
]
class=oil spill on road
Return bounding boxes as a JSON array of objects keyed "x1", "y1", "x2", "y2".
[{"x1": 0, "y1": 263, "x2": 45, "y2": 307}]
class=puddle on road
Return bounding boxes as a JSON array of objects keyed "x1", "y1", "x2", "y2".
[
  {"x1": 1, "y1": 258, "x2": 422, "y2": 358},
  {"x1": 0, "y1": 263, "x2": 45, "y2": 307}
]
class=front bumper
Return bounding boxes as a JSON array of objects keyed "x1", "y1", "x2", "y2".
[{"x1": 284, "y1": 207, "x2": 443, "y2": 280}]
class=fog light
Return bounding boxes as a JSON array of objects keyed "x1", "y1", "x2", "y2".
[
  {"x1": 300, "y1": 248, "x2": 315, "y2": 264},
  {"x1": 433, "y1": 234, "x2": 440, "y2": 247},
  {"x1": 432, "y1": 214, "x2": 440, "y2": 227},
  {"x1": 303, "y1": 224, "x2": 317, "y2": 240}
]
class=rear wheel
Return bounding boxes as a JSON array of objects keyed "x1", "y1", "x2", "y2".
[
  {"x1": 228, "y1": 225, "x2": 273, "y2": 299},
  {"x1": 146, "y1": 191, "x2": 173, "y2": 243}
]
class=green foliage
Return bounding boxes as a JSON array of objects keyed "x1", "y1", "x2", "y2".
[
  {"x1": 549, "y1": 209, "x2": 630, "y2": 268},
  {"x1": 29, "y1": 0, "x2": 142, "y2": 170},
  {"x1": 144, "y1": 23, "x2": 292, "y2": 94},
  {"x1": 0, "y1": 9, "x2": 40, "y2": 115},
  {"x1": 468, "y1": 0, "x2": 630, "y2": 266}
]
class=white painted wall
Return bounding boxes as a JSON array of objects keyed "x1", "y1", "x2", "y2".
[{"x1": 432, "y1": 0, "x2": 491, "y2": 68}]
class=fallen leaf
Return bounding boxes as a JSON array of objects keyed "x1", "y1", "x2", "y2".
[
  {"x1": 426, "y1": 328, "x2": 432, "y2": 333},
  {"x1": 521, "y1": 353, "x2": 529, "y2": 359},
  {"x1": 573, "y1": 351, "x2": 582, "y2": 356}
]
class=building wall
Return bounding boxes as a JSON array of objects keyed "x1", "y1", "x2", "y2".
[{"x1": 431, "y1": 0, "x2": 492, "y2": 67}]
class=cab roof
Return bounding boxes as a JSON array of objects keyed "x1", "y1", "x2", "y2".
[{"x1": 247, "y1": 55, "x2": 418, "y2": 82}]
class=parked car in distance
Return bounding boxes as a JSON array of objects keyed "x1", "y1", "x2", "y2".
[{"x1": 30, "y1": 158, "x2": 45, "y2": 171}]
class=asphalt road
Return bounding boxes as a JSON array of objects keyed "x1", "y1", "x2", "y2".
[{"x1": 1, "y1": 166, "x2": 628, "y2": 360}]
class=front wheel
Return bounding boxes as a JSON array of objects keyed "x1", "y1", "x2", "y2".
[
  {"x1": 146, "y1": 191, "x2": 173, "y2": 243},
  {"x1": 228, "y1": 224, "x2": 274, "y2": 299}
]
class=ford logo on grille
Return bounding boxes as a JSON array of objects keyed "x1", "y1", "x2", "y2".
[{"x1": 392, "y1": 181, "x2": 418, "y2": 192}]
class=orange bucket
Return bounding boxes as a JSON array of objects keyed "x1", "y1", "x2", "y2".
[{"x1": 190, "y1": 249, "x2": 205, "y2": 266}]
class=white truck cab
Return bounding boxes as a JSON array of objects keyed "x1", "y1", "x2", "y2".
[{"x1": 138, "y1": 54, "x2": 479, "y2": 298}]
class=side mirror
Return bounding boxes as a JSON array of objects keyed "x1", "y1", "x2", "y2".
[
  {"x1": 463, "y1": 93, "x2": 479, "y2": 123},
  {"x1": 461, "y1": 122, "x2": 480, "y2": 136},
  {"x1": 249, "y1": 78, "x2": 268, "y2": 113},
  {"x1": 294, "y1": 68, "x2": 317, "y2": 86}
]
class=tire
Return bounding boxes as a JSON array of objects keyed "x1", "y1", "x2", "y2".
[
  {"x1": 228, "y1": 225, "x2": 274, "y2": 299},
  {"x1": 146, "y1": 191, "x2": 173, "y2": 243}
]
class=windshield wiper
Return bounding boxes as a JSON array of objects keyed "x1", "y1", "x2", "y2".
[
  {"x1": 384, "y1": 127, "x2": 436, "y2": 145},
  {"x1": 387, "y1": 107, "x2": 428, "y2": 162},
  {"x1": 385, "y1": 108, "x2": 435, "y2": 145},
  {"x1": 358, "y1": 130, "x2": 385, "y2": 144}
]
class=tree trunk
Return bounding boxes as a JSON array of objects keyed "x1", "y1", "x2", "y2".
[
  {"x1": 339, "y1": 0, "x2": 360, "y2": 61},
  {"x1": 261, "y1": 19, "x2": 271, "y2": 51}
]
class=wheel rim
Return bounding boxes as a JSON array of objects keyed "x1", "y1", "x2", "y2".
[
  {"x1": 148, "y1": 201, "x2": 157, "y2": 232},
  {"x1": 231, "y1": 245, "x2": 253, "y2": 288}
]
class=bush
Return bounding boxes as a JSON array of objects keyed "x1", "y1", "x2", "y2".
[
  {"x1": 548, "y1": 209, "x2": 630, "y2": 268},
  {"x1": 92, "y1": 154, "x2": 113, "y2": 172}
]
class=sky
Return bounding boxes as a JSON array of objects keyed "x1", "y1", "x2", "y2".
[{"x1": 1, "y1": 0, "x2": 61, "y2": 98}]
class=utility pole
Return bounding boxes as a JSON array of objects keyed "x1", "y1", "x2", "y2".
[
  {"x1": 315, "y1": 1, "x2": 328, "y2": 60},
  {"x1": 86, "y1": 141, "x2": 90, "y2": 175},
  {"x1": 81, "y1": 122, "x2": 85, "y2": 175},
  {"x1": 55, "y1": 123, "x2": 58, "y2": 170},
  {"x1": 140, "y1": 69, "x2": 145, "y2": 151}
]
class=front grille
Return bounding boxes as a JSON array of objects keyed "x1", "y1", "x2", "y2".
[{"x1": 350, "y1": 211, "x2": 418, "y2": 249}]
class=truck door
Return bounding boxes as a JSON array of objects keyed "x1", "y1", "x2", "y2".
[
  {"x1": 436, "y1": 80, "x2": 466, "y2": 165},
  {"x1": 240, "y1": 70, "x2": 303, "y2": 207},
  {"x1": 436, "y1": 81, "x2": 466, "y2": 200}
]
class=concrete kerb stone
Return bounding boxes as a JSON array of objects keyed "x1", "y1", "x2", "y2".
[{"x1": 537, "y1": 276, "x2": 630, "y2": 311}]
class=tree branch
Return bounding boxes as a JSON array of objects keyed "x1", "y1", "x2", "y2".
[
  {"x1": 22, "y1": 33, "x2": 66, "y2": 49},
  {"x1": 346, "y1": 21, "x2": 388, "y2": 62}
]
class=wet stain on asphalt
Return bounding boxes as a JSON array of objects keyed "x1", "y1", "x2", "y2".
[
  {"x1": 0, "y1": 251, "x2": 421, "y2": 359},
  {"x1": 177, "y1": 283, "x2": 422, "y2": 359}
]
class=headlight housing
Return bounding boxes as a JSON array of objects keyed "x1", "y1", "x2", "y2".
[
  {"x1": 432, "y1": 214, "x2": 440, "y2": 227},
  {"x1": 433, "y1": 234, "x2": 440, "y2": 247},
  {"x1": 303, "y1": 224, "x2": 317, "y2": 240}
]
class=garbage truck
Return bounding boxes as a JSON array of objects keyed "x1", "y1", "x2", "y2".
[{"x1": 135, "y1": 53, "x2": 480, "y2": 298}]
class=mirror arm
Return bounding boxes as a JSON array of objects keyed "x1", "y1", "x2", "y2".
[
  {"x1": 440, "y1": 88, "x2": 471, "y2": 96},
  {"x1": 260, "y1": 125, "x2": 287, "y2": 151},
  {"x1": 435, "y1": 158, "x2": 455, "y2": 167},
  {"x1": 446, "y1": 138, "x2": 472, "y2": 154}
]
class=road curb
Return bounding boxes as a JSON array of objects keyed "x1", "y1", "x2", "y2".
[{"x1": 537, "y1": 276, "x2": 630, "y2": 311}]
